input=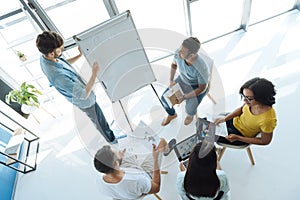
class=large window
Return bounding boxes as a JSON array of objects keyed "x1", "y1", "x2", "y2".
[
  {"x1": 114, "y1": 0, "x2": 187, "y2": 62},
  {"x1": 190, "y1": 0, "x2": 244, "y2": 42},
  {"x1": 114, "y1": 0, "x2": 186, "y2": 35},
  {"x1": 0, "y1": 0, "x2": 20, "y2": 16},
  {"x1": 0, "y1": 0, "x2": 298, "y2": 103},
  {"x1": 36, "y1": 0, "x2": 110, "y2": 39},
  {"x1": 250, "y1": 0, "x2": 295, "y2": 24}
]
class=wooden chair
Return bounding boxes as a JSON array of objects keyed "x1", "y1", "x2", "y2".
[
  {"x1": 216, "y1": 132, "x2": 263, "y2": 166},
  {"x1": 216, "y1": 142, "x2": 255, "y2": 165},
  {"x1": 137, "y1": 193, "x2": 162, "y2": 200},
  {"x1": 199, "y1": 49, "x2": 217, "y2": 105}
]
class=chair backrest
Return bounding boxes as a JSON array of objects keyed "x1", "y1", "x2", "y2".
[{"x1": 198, "y1": 49, "x2": 214, "y2": 92}]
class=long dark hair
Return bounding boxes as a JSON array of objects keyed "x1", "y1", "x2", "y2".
[
  {"x1": 184, "y1": 142, "x2": 220, "y2": 197},
  {"x1": 239, "y1": 77, "x2": 276, "y2": 106}
]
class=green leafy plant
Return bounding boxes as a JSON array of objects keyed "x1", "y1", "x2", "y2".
[
  {"x1": 16, "y1": 50, "x2": 27, "y2": 62},
  {"x1": 17, "y1": 51, "x2": 24, "y2": 58},
  {"x1": 5, "y1": 82, "x2": 42, "y2": 107}
]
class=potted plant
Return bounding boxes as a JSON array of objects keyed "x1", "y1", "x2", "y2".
[
  {"x1": 16, "y1": 50, "x2": 27, "y2": 62},
  {"x1": 5, "y1": 82, "x2": 42, "y2": 114}
]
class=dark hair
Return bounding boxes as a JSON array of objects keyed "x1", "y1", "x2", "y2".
[
  {"x1": 94, "y1": 145, "x2": 117, "y2": 174},
  {"x1": 36, "y1": 31, "x2": 64, "y2": 55},
  {"x1": 239, "y1": 77, "x2": 276, "y2": 106},
  {"x1": 184, "y1": 142, "x2": 220, "y2": 197},
  {"x1": 182, "y1": 37, "x2": 201, "y2": 54}
]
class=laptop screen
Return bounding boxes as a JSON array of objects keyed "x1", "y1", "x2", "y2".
[
  {"x1": 173, "y1": 133, "x2": 202, "y2": 162},
  {"x1": 173, "y1": 118, "x2": 220, "y2": 162}
]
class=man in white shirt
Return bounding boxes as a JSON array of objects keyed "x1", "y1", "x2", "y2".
[{"x1": 94, "y1": 138, "x2": 168, "y2": 199}]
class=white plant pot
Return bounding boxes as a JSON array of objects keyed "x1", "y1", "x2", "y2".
[{"x1": 21, "y1": 104, "x2": 37, "y2": 114}]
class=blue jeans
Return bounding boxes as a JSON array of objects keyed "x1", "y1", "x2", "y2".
[
  {"x1": 160, "y1": 76, "x2": 207, "y2": 116},
  {"x1": 80, "y1": 103, "x2": 115, "y2": 142}
]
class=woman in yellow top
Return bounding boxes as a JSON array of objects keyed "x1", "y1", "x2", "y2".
[{"x1": 215, "y1": 77, "x2": 277, "y2": 146}]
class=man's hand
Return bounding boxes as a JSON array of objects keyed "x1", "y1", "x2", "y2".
[
  {"x1": 78, "y1": 46, "x2": 82, "y2": 56},
  {"x1": 176, "y1": 95, "x2": 185, "y2": 104},
  {"x1": 169, "y1": 80, "x2": 176, "y2": 88},
  {"x1": 92, "y1": 61, "x2": 100, "y2": 77},
  {"x1": 152, "y1": 144, "x2": 160, "y2": 160},
  {"x1": 117, "y1": 148, "x2": 126, "y2": 160}
]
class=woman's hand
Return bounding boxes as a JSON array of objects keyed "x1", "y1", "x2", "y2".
[
  {"x1": 225, "y1": 134, "x2": 240, "y2": 142},
  {"x1": 214, "y1": 117, "x2": 226, "y2": 125},
  {"x1": 179, "y1": 162, "x2": 186, "y2": 172}
]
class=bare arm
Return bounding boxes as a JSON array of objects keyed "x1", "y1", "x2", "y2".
[
  {"x1": 66, "y1": 47, "x2": 82, "y2": 64},
  {"x1": 214, "y1": 105, "x2": 244, "y2": 125},
  {"x1": 226, "y1": 132, "x2": 273, "y2": 145},
  {"x1": 217, "y1": 161, "x2": 222, "y2": 170},
  {"x1": 148, "y1": 144, "x2": 161, "y2": 194},
  {"x1": 84, "y1": 62, "x2": 100, "y2": 98},
  {"x1": 183, "y1": 83, "x2": 207, "y2": 99},
  {"x1": 179, "y1": 162, "x2": 186, "y2": 172},
  {"x1": 169, "y1": 62, "x2": 177, "y2": 87}
]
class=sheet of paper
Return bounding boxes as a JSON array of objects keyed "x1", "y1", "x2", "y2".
[
  {"x1": 118, "y1": 121, "x2": 160, "y2": 154},
  {"x1": 206, "y1": 114, "x2": 228, "y2": 137}
]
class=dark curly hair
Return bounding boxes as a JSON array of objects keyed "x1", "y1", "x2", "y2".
[
  {"x1": 239, "y1": 77, "x2": 276, "y2": 106},
  {"x1": 94, "y1": 145, "x2": 117, "y2": 174},
  {"x1": 182, "y1": 37, "x2": 201, "y2": 55},
  {"x1": 36, "y1": 31, "x2": 64, "y2": 55}
]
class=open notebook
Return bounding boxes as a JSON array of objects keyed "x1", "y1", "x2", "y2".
[
  {"x1": 118, "y1": 121, "x2": 160, "y2": 154},
  {"x1": 163, "y1": 83, "x2": 184, "y2": 108}
]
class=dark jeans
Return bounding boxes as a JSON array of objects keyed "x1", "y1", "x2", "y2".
[
  {"x1": 216, "y1": 119, "x2": 249, "y2": 146},
  {"x1": 80, "y1": 103, "x2": 115, "y2": 142},
  {"x1": 160, "y1": 76, "x2": 207, "y2": 116}
]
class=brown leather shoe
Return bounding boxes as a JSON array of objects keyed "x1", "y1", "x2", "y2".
[
  {"x1": 184, "y1": 115, "x2": 194, "y2": 126},
  {"x1": 161, "y1": 114, "x2": 177, "y2": 126}
]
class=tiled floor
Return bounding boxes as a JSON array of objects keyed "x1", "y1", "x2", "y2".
[{"x1": 12, "y1": 10, "x2": 300, "y2": 200}]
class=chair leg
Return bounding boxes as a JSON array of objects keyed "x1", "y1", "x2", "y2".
[
  {"x1": 217, "y1": 147, "x2": 226, "y2": 162},
  {"x1": 153, "y1": 193, "x2": 162, "y2": 200},
  {"x1": 40, "y1": 106, "x2": 56, "y2": 119},
  {"x1": 161, "y1": 170, "x2": 168, "y2": 174},
  {"x1": 207, "y1": 93, "x2": 217, "y2": 104},
  {"x1": 246, "y1": 147, "x2": 255, "y2": 165}
]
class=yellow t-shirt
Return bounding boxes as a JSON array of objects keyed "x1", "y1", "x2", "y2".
[{"x1": 233, "y1": 105, "x2": 277, "y2": 138}]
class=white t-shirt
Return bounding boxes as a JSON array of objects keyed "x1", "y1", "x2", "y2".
[{"x1": 97, "y1": 168, "x2": 151, "y2": 200}]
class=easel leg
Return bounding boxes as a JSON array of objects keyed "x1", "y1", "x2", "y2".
[
  {"x1": 151, "y1": 83, "x2": 164, "y2": 108},
  {"x1": 119, "y1": 100, "x2": 133, "y2": 132}
]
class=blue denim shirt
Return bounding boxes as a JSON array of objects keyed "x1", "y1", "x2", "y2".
[
  {"x1": 173, "y1": 49, "x2": 210, "y2": 86},
  {"x1": 40, "y1": 55, "x2": 95, "y2": 109}
]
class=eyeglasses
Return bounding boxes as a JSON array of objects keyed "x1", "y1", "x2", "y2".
[{"x1": 240, "y1": 94, "x2": 254, "y2": 102}]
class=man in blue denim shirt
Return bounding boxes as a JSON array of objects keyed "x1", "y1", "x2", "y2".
[
  {"x1": 161, "y1": 37, "x2": 211, "y2": 126},
  {"x1": 36, "y1": 31, "x2": 118, "y2": 144}
]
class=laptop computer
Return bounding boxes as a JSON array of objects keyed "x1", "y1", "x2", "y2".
[
  {"x1": 173, "y1": 133, "x2": 202, "y2": 167},
  {"x1": 173, "y1": 117, "x2": 222, "y2": 168}
]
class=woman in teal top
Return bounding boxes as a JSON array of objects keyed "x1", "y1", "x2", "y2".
[{"x1": 176, "y1": 142, "x2": 230, "y2": 200}]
